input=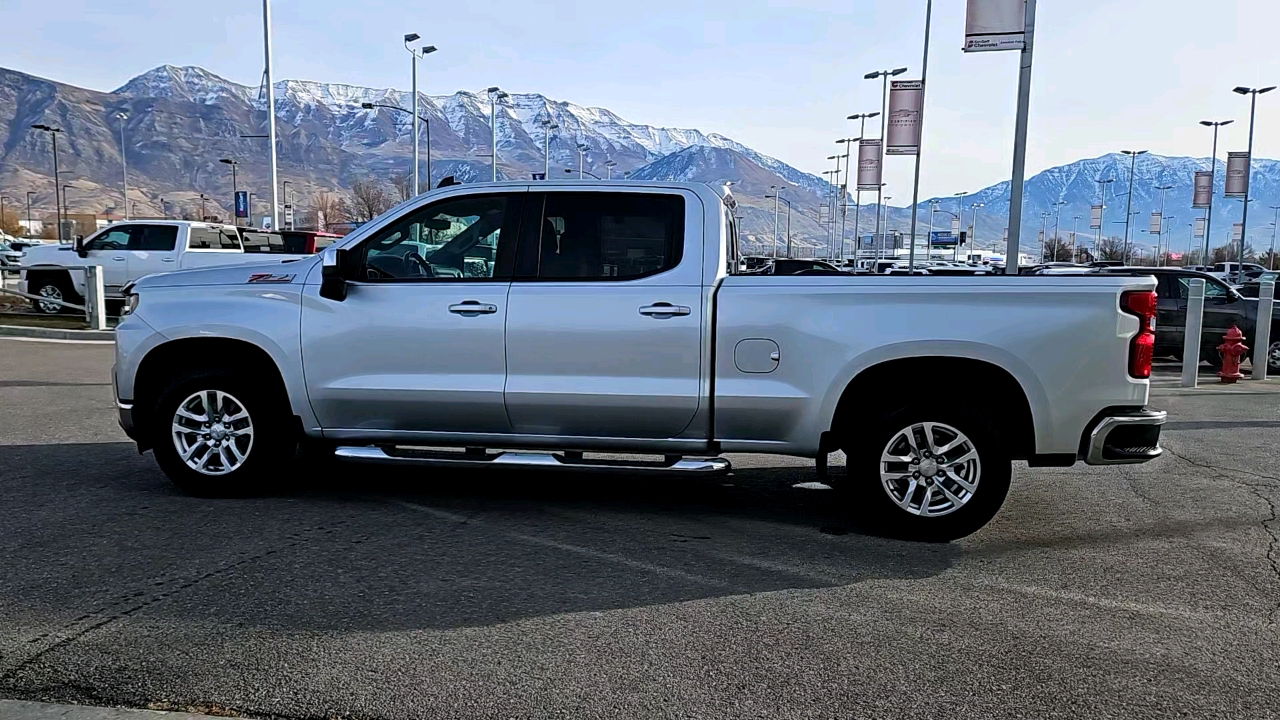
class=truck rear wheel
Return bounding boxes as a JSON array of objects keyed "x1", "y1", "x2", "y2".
[
  {"x1": 150, "y1": 369, "x2": 294, "y2": 497},
  {"x1": 839, "y1": 403, "x2": 1011, "y2": 542}
]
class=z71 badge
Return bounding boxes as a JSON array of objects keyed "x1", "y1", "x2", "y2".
[{"x1": 246, "y1": 272, "x2": 297, "y2": 284}]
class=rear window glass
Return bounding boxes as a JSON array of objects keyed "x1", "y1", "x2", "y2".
[
  {"x1": 129, "y1": 225, "x2": 178, "y2": 251},
  {"x1": 188, "y1": 227, "x2": 240, "y2": 250},
  {"x1": 242, "y1": 231, "x2": 285, "y2": 253}
]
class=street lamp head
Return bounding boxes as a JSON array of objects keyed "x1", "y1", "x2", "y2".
[
  {"x1": 219, "y1": 158, "x2": 236, "y2": 165},
  {"x1": 361, "y1": 102, "x2": 375, "y2": 109},
  {"x1": 486, "y1": 86, "x2": 501, "y2": 93},
  {"x1": 1233, "y1": 86, "x2": 1252, "y2": 95},
  {"x1": 891, "y1": 67, "x2": 908, "y2": 76},
  {"x1": 404, "y1": 33, "x2": 421, "y2": 43},
  {"x1": 421, "y1": 45, "x2": 437, "y2": 55},
  {"x1": 31, "y1": 124, "x2": 59, "y2": 132},
  {"x1": 863, "y1": 71, "x2": 879, "y2": 80},
  {"x1": 115, "y1": 111, "x2": 127, "y2": 120}
]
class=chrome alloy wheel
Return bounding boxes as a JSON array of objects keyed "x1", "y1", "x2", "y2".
[
  {"x1": 879, "y1": 421, "x2": 981, "y2": 517},
  {"x1": 171, "y1": 390, "x2": 254, "y2": 476},
  {"x1": 1269, "y1": 341, "x2": 1280, "y2": 372},
  {"x1": 36, "y1": 284, "x2": 63, "y2": 314}
]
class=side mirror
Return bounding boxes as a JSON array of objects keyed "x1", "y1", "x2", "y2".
[
  {"x1": 73, "y1": 236, "x2": 87, "y2": 258},
  {"x1": 319, "y1": 248, "x2": 351, "y2": 301}
]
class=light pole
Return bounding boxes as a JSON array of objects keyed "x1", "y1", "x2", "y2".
[
  {"x1": 1071, "y1": 215, "x2": 1081, "y2": 261},
  {"x1": 1232, "y1": 85, "x2": 1275, "y2": 281},
  {"x1": 115, "y1": 112, "x2": 130, "y2": 220},
  {"x1": 880, "y1": 196, "x2": 893, "y2": 265},
  {"x1": 0, "y1": 196, "x2": 8, "y2": 237},
  {"x1": 1039, "y1": 212, "x2": 1051, "y2": 261},
  {"x1": 541, "y1": 119, "x2": 558, "y2": 179},
  {"x1": 362, "y1": 102, "x2": 433, "y2": 190},
  {"x1": 403, "y1": 35, "x2": 437, "y2": 196},
  {"x1": 1270, "y1": 205, "x2": 1280, "y2": 269},
  {"x1": 769, "y1": 185, "x2": 781, "y2": 258},
  {"x1": 954, "y1": 191, "x2": 967, "y2": 261},
  {"x1": 261, "y1": 0, "x2": 279, "y2": 231},
  {"x1": 1199, "y1": 119, "x2": 1234, "y2": 263},
  {"x1": 927, "y1": 199, "x2": 938, "y2": 260},
  {"x1": 835, "y1": 138, "x2": 857, "y2": 261},
  {"x1": 605, "y1": 160, "x2": 617, "y2": 179},
  {"x1": 864, "y1": 67, "x2": 907, "y2": 250},
  {"x1": 26, "y1": 191, "x2": 35, "y2": 236},
  {"x1": 486, "y1": 86, "x2": 509, "y2": 182},
  {"x1": 30, "y1": 124, "x2": 64, "y2": 241},
  {"x1": 1051, "y1": 199, "x2": 1066, "y2": 244},
  {"x1": 970, "y1": 202, "x2": 985, "y2": 257},
  {"x1": 846, "y1": 112, "x2": 879, "y2": 259},
  {"x1": 826, "y1": 155, "x2": 842, "y2": 256},
  {"x1": 282, "y1": 180, "x2": 293, "y2": 229},
  {"x1": 219, "y1": 158, "x2": 239, "y2": 225},
  {"x1": 1120, "y1": 149, "x2": 1147, "y2": 263},
  {"x1": 1095, "y1": 177, "x2": 1115, "y2": 252},
  {"x1": 200, "y1": 194, "x2": 207, "y2": 222},
  {"x1": 576, "y1": 144, "x2": 588, "y2": 180},
  {"x1": 1154, "y1": 183, "x2": 1173, "y2": 266}
]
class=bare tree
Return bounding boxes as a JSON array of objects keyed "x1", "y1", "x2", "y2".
[
  {"x1": 390, "y1": 172, "x2": 413, "y2": 202},
  {"x1": 1095, "y1": 236, "x2": 1126, "y2": 261},
  {"x1": 305, "y1": 191, "x2": 343, "y2": 231},
  {"x1": 0, "y1": 208, "x2": 21, "y2": 236},
  {"x1": 342, "y1": 180, "x2": 393, "y2": 224},
  {"x1": 1041, "y1": 236, "x2": 1073, "y2": 262}
]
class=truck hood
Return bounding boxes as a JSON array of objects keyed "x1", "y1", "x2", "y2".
[
  {"x1": 131, "y1": 256, "x2": 321, "y2": 290},
  {"x1": 16, "y1": 242, "x2": 76, "y2": 266}
]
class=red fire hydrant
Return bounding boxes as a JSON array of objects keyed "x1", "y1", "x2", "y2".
[{"x1": 1217, "y1": 325, "x2": 1249, "y2": 384}]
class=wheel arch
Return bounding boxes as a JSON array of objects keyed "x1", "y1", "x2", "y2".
[
  {"x1": 829, "y1": 354, "x2": 1039, "y2": 461},
  {"x1": 132, "y1": 337, "x2": 294, "y2": 443}
]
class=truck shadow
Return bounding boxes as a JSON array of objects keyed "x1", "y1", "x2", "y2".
[{"x1": 1, "y1": 442, "x2": 961, "y2": 633}]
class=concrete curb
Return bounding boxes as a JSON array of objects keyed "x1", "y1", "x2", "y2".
[
  {"x1": 0, "y1": 700, "x2": 221, "y2": 719},
  {"x1": 0, "y1": 324, "x2": 114, "y2": 341}
]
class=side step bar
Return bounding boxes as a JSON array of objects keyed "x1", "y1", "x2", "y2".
[{"x1": 333, "y1": 446, "x2": 732, "y2": 475}]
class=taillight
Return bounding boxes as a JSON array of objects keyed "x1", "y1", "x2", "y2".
[{"x1": 1121, "y1": 290, "x2": 1157, "y2": 379}]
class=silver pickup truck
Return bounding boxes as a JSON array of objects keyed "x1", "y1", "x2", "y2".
[{"x1": 113, "y1": 180, "x2": 1165, "y2": 541}]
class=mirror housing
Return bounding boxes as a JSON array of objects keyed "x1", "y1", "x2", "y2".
[
  {"x1": 73, "y1": 235, "x2": 87, "y2": 258},
  {"x1": 319, "y1": 247, "x2": 351, "y2": 301}
]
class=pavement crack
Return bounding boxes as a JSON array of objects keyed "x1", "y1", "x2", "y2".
[
  {"x1": 1164, "y1": 445, "x2": 1280, "y2": 625},
  {"x1": 0, "y1": 521, "x2": 350, "y2": 681}
]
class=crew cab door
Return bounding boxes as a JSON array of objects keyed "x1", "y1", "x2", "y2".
[
  {"x1": 124, "y1": 223, "x2": 179, "y2": 279},
  {"x1": 301, "y1": 191, "x2": 524, "y2": 434},
  {"x1": 504, "y1": 190, "x2": 703, "y2": 439}
]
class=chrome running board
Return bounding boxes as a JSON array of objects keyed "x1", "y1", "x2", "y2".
[{"x1": 333, "y1": 446, "x2": 731, "y2": 475}]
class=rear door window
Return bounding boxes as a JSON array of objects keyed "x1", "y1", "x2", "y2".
[
  {"x1": 188, "y1": 227, "x2": 241, "y2": 250},
  {"x1": 128, "y1": 225, "x2": 178, "y2": 251},
  {"x1": 516, "y1": 192, "x2": 684, "y2": 280}
]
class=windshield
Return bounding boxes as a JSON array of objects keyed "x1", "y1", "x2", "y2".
[{"x1": 362, "y1": 195, "x2": 506, "y2": 279}]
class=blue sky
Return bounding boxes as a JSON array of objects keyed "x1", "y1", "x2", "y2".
[{"x1": 1, "y1": 0, "x2": 1277, "y2": 200}]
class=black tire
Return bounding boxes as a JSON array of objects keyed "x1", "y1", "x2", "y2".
[
  {"x1": 28, "y1": 274, "x2": 81, "y2": 315},
  {"x1": 150, "y1": 368, "x2": 295, "y2": 497},
  {"x1": 837, "y1": 403, "x2": 1011, "y2": 543}
]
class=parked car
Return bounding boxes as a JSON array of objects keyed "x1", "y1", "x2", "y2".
[
  {"x1": 19, "y1": 220, "x2": 311, "y2": 314},
  {"x1": 1238, "y1": 271, "x2": 1280, "y2": 297},
  {"x1": 769, "y1": 258, "x2": 842, "y2": 275},
  {"x1": 239, "y1": 229, "x2": 342, "y2": 255},
  {"x1": 1094, "y1": 266, "x2": 1280, "y2": 371},
  {"x1": 113, "y1": 180, "x2": 1165, "y2": 542},
  {"x1": 1207, "y1": 261, "x2": 1266, "y2": 281},
  {"x1": 0, "y1": 241, "x2": 23, "y2": 268}
]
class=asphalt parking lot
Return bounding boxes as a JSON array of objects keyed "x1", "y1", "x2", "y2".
[{"x1": 0, "y1": 338, "x2": 1278, "y2": 719}]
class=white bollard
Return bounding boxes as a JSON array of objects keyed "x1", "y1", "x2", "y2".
[
  {"x1": 1252, "y1": 280, "x2": 1275, "y2": 381},
  {"x1": 84, "y1": 264, "x2": 107, "y2": 331},
  {"x1": 1181, "y1": 278, "x2": 1205, "y2": 388}
]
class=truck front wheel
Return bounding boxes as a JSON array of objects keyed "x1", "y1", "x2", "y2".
[
  {"x1": 839, "y1": 404, "x2": 1011, "y2": 542},
  {"x1": 28, "y1": 274, "x2": 81, "y2": 315},
  {"x1": 150, "y1": 369, "x2": 294, "y2": 497}
]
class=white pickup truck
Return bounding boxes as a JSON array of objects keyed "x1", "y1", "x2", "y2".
[
  {"x1": 18, "y1": 220, "x2": 309, "y2": 313},
  {"x1": 112, "y1": 181, "x2": 1166, "y2": 541}
]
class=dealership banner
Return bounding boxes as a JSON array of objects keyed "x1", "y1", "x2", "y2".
[
  {"x1": 1192, "y1": 171, "x2": 1213, "y2": 208},
  {"x1": 885, "y1": 80, "x2": 924, "y2": 156},
  {"x1": 1225, "y1": 152, "x2": 1250, "y2": 198},
  {"x1": 1089, "y1": 205, "x2": 1102, "y2": 229},
  {"x1": 857, "y1": 139, "x2": 883, "y2": 190},
  {"x1": 1149, "y1": 212, "x2": 1162, "y2": 234},
  {"x1": 1194, "y1": 217, "x2": 1206, "y2": 238},
  {"x1": 964, "y1": 0, "x2": 1026, "y2": 52}
]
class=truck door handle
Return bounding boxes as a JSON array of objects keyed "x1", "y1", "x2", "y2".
[
  {"x1": 161, "y1": 257, "x2": 175, "y2": 263},
  {"x1": 639, "y1": 303, "x2": 692, "y2": 318},
  {"x1": 448, "y1": 301, "x2": 498, "y2": 316},
  {"x1": 112, "y1": 256, "x2": 126, "y2": 261}
]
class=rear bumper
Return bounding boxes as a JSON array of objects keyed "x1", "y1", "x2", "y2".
[{"x1": 1084, "y1": 409, "x2": 1166, "y2": 465}]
